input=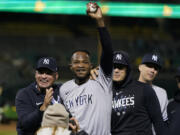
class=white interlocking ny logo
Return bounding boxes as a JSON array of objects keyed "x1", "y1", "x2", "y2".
[
  {"x1": 43, "y1": 59, "x2": 49, "y2": 64},
  {"x1": 116, "y1": 54, "x2": 122, "y2": 60},
  {"x1": 152, "y1": 55, "x2": 158, "y2": 62}
]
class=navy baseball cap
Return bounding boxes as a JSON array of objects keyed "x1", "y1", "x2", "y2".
[
  {"x1": 36, "y1": 57, "x2": 58, "y2": 72},
  {"x1": 175, "y1": 67, "x2": 180, "y2": 78},
  {"x1": 141, "y1": 53, "x2": 162, "y2": 69},
  {"x1": 113, "y1": 51, "x2": 130, "y2": 66}
]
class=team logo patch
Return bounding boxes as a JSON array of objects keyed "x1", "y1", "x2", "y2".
[
  {"x1": 36, "y1": 102, "x2": 43, "y2": 106},
  {"x1": 116, "y1": 54, "x2": 122, "y2": 60},
  {"x1": 65, "y1": 94, "x2": 93, "y2": 109},
  {"x1": 112, "y1": 93, "x2": 135, "y2": 116},
  {"x1": 152, "y1": 55, "x2": 158, "y2": 62},
  {"x1": 43, "y1": 58, "x2": 50, "y2": 64}
]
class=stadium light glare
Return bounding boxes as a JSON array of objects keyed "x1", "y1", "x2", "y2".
[{"x1": 0, "y1": 0, "x2": 180, "y2": 18}]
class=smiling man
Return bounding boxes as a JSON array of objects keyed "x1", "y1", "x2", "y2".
[
  {"x1": 138, "y1": 53, "x2": 169, "y2": 135},
  {"x1": 15, "y1": 57, "x2": 61, "y2": 135},
  {"x1": 70, "y1": 50, "x2": 92, "y2": 85},
  {"x1": 59, "y1": 3, "x2": 113, "y2": 135}
]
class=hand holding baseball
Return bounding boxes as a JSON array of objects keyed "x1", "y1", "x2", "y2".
[
  {"x1": 89, "y1": 2, "x2": 97, "y2": 13},
  {"x1": 86, "y1": 2, "x2": 103, "y2": 20}
]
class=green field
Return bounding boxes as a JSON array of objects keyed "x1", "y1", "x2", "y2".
[{"x1": 0, "y1": 131, "x2": 17, "y2": 135}]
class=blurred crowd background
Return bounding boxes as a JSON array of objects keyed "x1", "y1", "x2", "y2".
[{"x1": 0, "y1": 0, "x2": 180, "y2": 113}]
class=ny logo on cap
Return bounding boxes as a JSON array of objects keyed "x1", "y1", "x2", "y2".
[
  {"x1": 43, "y1": 58, "x2": 50, "y2": 65},
  {"x1": 152, "y1": 55, "x2": 158, "y2": 62},
  {"x1": 116, "y1": 54, "x2": 122, "y2": 60}
]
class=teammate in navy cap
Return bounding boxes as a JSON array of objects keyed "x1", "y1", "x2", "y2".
[
  {"x1": 15, "y1": 57, "x2": 62, "y2": 135},
  {"x1": 112, "y1": 51, "x2": 131, "y2": 86},
  {"x1": 138, "y1": 53, "x2": 169, "y2": 135},
  {"x1": 141, "y1": 53, "x2": 162, "y2": 70}
]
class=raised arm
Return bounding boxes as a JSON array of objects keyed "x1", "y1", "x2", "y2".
[{"x1": 87, "y1": 2, "x2": 113, "y2": 76}]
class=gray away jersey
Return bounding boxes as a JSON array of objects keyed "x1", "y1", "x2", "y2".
[
  {"x1": 152, "y1": 84, "x2": 168, "y2": 121},
  {"x1": 152, "y1": 84, "x2": 168, "y2": 135},
  {"x1": 60, "y1": 66, "x2": 112, "y2": 135}
]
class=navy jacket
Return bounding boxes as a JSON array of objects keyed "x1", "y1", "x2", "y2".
[
  {"x1": 169, "y1": 107, "x2": 180, "y2": 135},
  {"x1": 15, "y1": 82, "x2": 61, "y2": 135},
  {"x1": 111, "y1": 80, "x2": 168, "y2": 135},
  {"x1": 167, "y1": 90, "x2": 180, "y2": 123}
]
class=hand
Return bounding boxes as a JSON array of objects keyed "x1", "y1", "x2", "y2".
[
  {"x1": 40, "y1": 87, "x2": 53, "y2": 111},
  {"x1": 90, "y1": 66, "x2": 99, "y2": 80},
  {"x1": 69, "y1": 117, "x2": 80, "y2": 133},
  {"x1": 86, "y1": 2, "x2": 102, "y2": 20}
]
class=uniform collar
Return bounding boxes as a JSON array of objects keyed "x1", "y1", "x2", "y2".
[{"x1": 32, "y1": 82, "x2": 44, "y2": 95}]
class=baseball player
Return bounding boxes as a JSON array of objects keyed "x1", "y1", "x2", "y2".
[
  {"x1": 138, "y1": 53, "x2": 169, "y2": 134},
  {"x1": 15, "y1": 57, "x2": 79, "y2": 135},
  {"x1": 15, "y1": 57, "x2": 61, "y2": 135},
  {"x1": 59, "y1": 2, "x2": 113, "y2": 135}
]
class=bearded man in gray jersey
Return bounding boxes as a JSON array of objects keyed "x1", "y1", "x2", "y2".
[
  {"x1": 59, "y1": 2, "x2": 113, "y2": 135},
  {"x1": 138, "y1": 53, "x2": 169, "y2": 134}
]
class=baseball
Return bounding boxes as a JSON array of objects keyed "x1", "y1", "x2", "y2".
[{"x1": 89, "y1": 3, "x2": 97, "y2": 13}]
